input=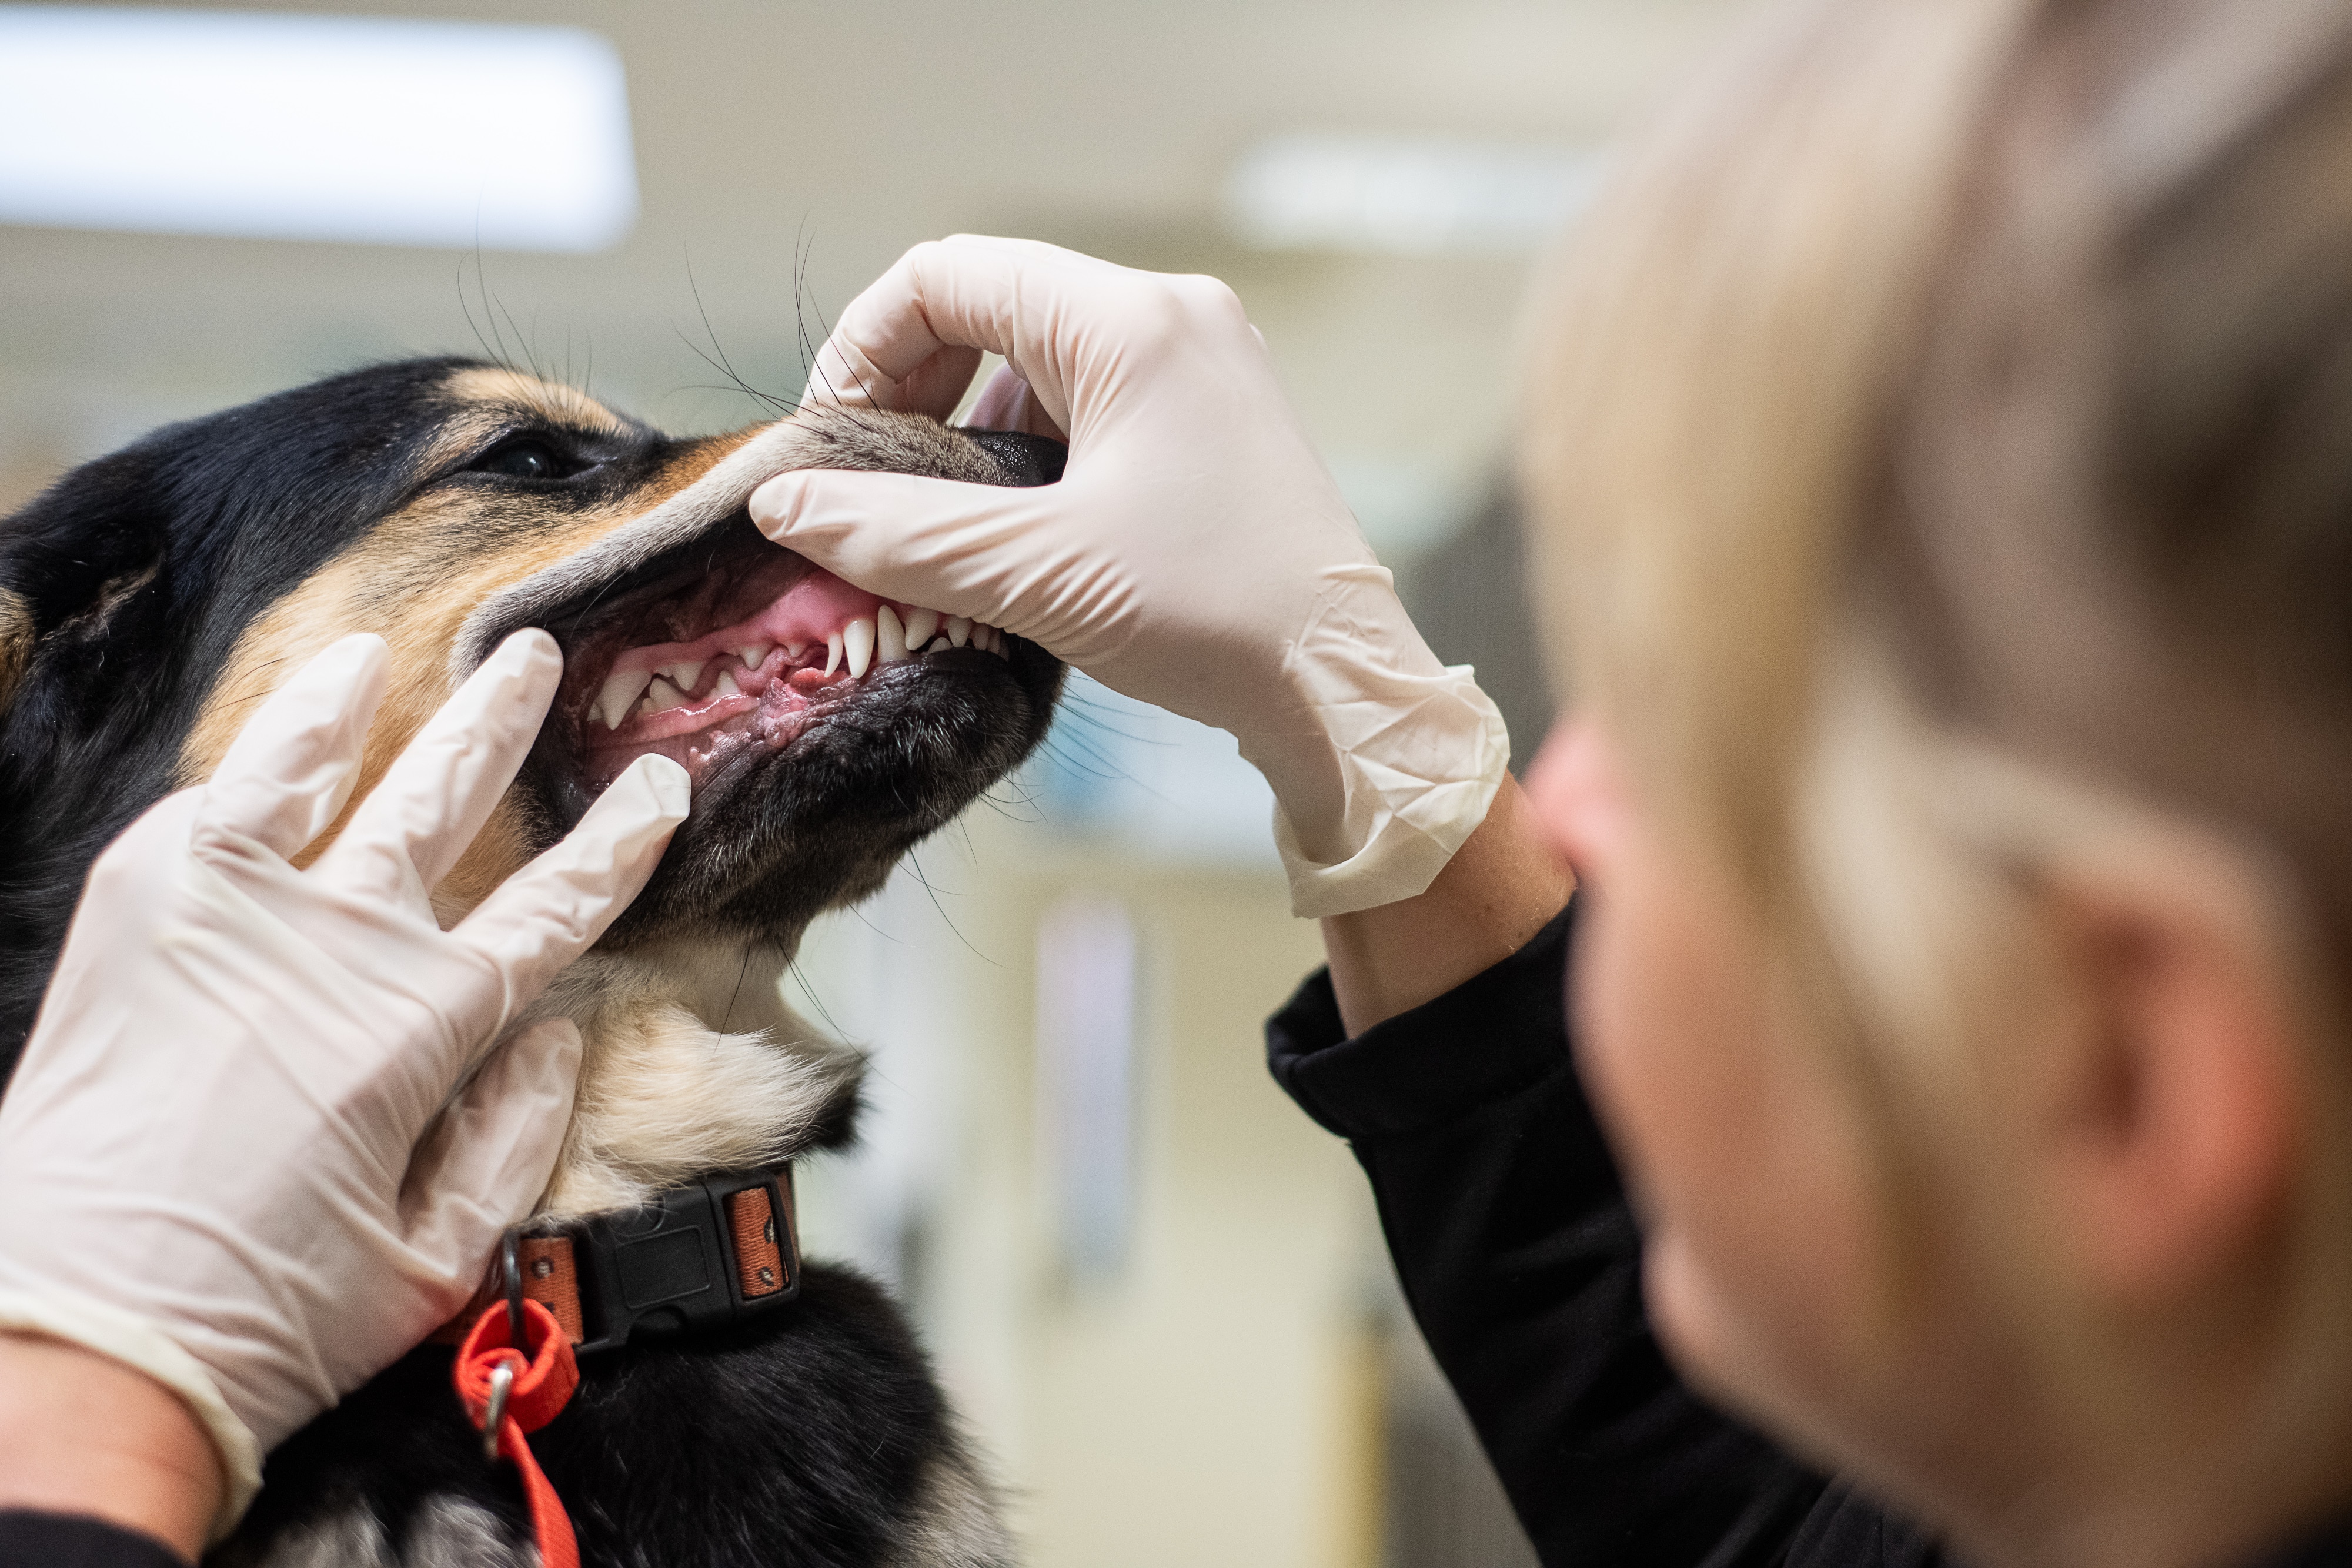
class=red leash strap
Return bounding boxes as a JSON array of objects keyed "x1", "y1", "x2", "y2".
[{"x1": 453, "y1": 1298, "x2": 581, "y2": 1568}]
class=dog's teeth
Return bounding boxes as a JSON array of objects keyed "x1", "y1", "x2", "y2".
[
  {"x1": 783, "y1": 641, "x2": 805, "y2": 661},
  {"x1": 901, "y1": 607, "x2": 940, "y2": 650},
  {"x1": 876, "y1": 605, "x2": 908, "y2": 663},
  {"x1": 945, "y1": 616, "x2": 971, "y2": 649},
  {"x1": 823, "y1": 633, "x2": 842, "y2": 676},
  {"x1": 927, "y1": 637, "x2": 951, "y2": 653},
  {"x1": 714, "y1": 669, "x2": 742, "y2": 698},
  {"x1": 595, "y1": 667, "x2": 653, "y2": 729},
  {"x1": 844, "y1": 617, "x2": 875, "y2": 679},
  {"x1": 647, "y1": 676, "x2": 689, "y2": 711},
  {"x1": 666, "y1": 660, "x2": 706, "y2": 693},
  {"x1": 734, "y1": 643, "x2": 770, "y2": 670}
]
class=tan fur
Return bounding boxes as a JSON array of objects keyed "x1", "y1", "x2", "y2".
[
  {"x1": 172, "y1": 373, "x2": 973, "y2": 1224},
  {"x1": 523, "y1": 938, "x2": 857, "y2": 1219},
  {"x1": 0, "y1": 586, "x2": 28, "y2": 714},
  {"x1": 443, "y1": 365, "x2": 636, "y2": 439}
]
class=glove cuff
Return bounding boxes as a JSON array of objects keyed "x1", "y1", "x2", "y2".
[
  {"x1": 1249, "y1": 663, "x2": 1512, "y2": 920},
  {"x1": 0, "y1": 1289, "x2": 264, "y2": 1543}
]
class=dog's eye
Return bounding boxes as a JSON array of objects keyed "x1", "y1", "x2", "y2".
[{"x1": 466, "y1": 437, "x2": 582, "y2": 482}]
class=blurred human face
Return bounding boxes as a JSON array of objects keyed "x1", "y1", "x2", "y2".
[{"x1": 1522, "y1": 719, "x2": 1893, "y2": 1462}]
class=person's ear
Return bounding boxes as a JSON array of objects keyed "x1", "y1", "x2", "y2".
[
  {"x1": 2032, "y1": 849, "x2": 2304, "y2": 1306},
  {"x1": 1524, "y1": 718, "x2": 1632, "y2": 884}
]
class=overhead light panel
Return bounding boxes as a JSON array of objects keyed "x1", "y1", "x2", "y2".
[
  {"x1": 1226, "y1": 133, "x2": 1605, "y2": 257},
  {"x1": 0, "y1": 6, "x2": 638, "y2": 252}
]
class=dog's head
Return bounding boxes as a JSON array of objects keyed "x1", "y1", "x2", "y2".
[{"x1": 0, "y1": 358, "x2": 1065, "y2": 1070}]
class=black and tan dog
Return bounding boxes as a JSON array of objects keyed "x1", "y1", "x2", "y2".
[{"x1": 0, "y1": 357, "x2": 1067, "y2": 1566}]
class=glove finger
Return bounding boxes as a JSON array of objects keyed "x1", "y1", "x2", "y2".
[
  {"x1": 745, "y1": 466, "x2": 1060, "y2": 634},
  {"x1": 397, "y1": 1019, "x2": 582, "y2": 1279},
  {"x1": 806, "y1": 235, "x2": 1135, "y2": 439},
  {"x1": 315, "y1": 630, "x2": 562, "y2": 906},
  {"x1": 197, "y1": 633, "x2": 390, "y2": 859},
  {"x1": 960, "y1": 366, "x2": 1068, "y2": 441},
  {"x1": 453, "y1": 753, "x2": 689, "y2": 1011}
]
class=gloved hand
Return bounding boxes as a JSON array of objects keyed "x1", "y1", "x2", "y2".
[
  {"x1": 749, "y1": 235, "x2": 1508, "y2": 917},
  {"x1": 0, "y1": 630, "x2": 687, "y2": 1538}
]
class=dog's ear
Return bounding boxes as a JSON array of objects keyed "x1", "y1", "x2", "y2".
[{"x1": 0, "y1": 448, "x2": 172, "y2": 730}]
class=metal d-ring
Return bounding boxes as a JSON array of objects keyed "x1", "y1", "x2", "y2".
[
  {"x1": 481, "y1": 1360, "x2": 514, "y2": 1463},
  {"x1": 500, "y1": 1229, "x2": 526, "y2": 1350}
]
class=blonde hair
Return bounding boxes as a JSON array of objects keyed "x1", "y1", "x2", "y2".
[{"x1": 1522, "y1": 0, "x2": 2352, "y2": 1510}]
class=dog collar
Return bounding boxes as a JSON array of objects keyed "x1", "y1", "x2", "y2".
[{"x1": 438, "y1": 1163, "x2": 801, "y2": 1356}]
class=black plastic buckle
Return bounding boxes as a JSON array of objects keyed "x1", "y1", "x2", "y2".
[{"x1": 564, "y1": 1165, "x2": 799, "y2": 1356}]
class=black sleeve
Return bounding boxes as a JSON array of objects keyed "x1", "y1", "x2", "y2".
[
  {"x1": 1267, "y1": 902, "x2": 1948, "y2": 1568},
  {"x1": 0, "y1": 1511, "x2": 188, "y2": 1568}
]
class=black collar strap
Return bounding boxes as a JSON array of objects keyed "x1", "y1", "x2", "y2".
[{"x1": 439, "y1": 1163, "x2": 801, "y2": 1355}]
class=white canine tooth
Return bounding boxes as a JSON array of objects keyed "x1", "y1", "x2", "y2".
[
  {"x1": 596, "y1": 667, "x2": 653, "y2": 730},
  {"x1": 666, "y1": 660, "x2": 706, "y2": 693},
  {"x1": 823, "y1": 633, "x2": 842, "y2": 676},
  {"x1": 714, "y1": 669, "x2": 742, "y2": 698},
  {"x1": 844, "y1": 617, "x2": 876, "y2": 678},
  {"x1": 734, "y1": 644, "x2": 770, "y2": 670},
  {"x1": 876, "y1": 604, "x2": 908, "y2": 663},
  {"x1": 901, "y1": 607, "x2": 940, "y2": 650},
  {"x1": 927, "y1": 637, "x2": 951, "y2": 653},
  {"x1": 647, "y1": 676, "x2": 689, "y2": 711},
  {"x1": 945, "y1": 616, "x2": 971, "y2": 649}
]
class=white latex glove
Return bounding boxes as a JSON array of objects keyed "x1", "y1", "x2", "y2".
[
  {"x1": 0, "y1": 630, "x2": 687, "y2": 1539},
  {"x1": 749, "y1": 235, "x2": 1508, "y2": 917}
]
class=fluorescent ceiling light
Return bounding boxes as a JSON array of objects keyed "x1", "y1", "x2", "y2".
[
  {"x1": 1225, "y1": 133, "x2": 1605, "y2": 257},
  {"x1": 0, "y1": 6, "x2": 637, "y2": 251}
]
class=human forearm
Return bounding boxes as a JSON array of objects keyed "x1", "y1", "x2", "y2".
[
  {"x1": 0, "y1": 1333, "x2": 218, "y2": 1563},
  {"x1": 1319, "y1": 775, "x2": 1573, "y2": 1038}
]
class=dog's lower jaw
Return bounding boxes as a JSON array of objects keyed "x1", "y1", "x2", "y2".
[{"x1": 520, "y1": 931, "x2": 856, "y2": 1222}]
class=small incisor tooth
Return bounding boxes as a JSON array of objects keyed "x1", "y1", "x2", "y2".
[
  {"x1": 714, "y1": 669, "x2": 742, "y2": 698},
  {"x1": 946, "y1": 616, "x2": 971, "y2": 648},
  {"x1": 901, "y1": 607, "x2": 940, "y2": 649},
  {"x1": 823, "y1": 632, "x2": 843, "y2": 677},
  {"x1": 927, "y1": 637, "x2": 951, "y2": 653},
  {"x1": 844, "y1": 617, "x2": 876, "y2": 678},
  {"x1": 734, "y1": 644, "x2": 770, "y2": 670},
  {"x1": 876, "y1": 605, "x2": 908, "y2": 663},
  {"x1": 666, "y1": 660, "x2": 706, "y2": 692},
  {"x1": 647, "y1": 676, "x2": 689, "y2": 711}
]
